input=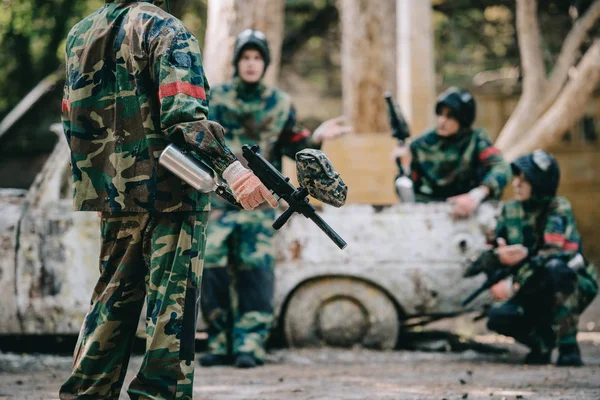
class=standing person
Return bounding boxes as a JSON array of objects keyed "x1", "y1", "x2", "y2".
[
  {"x1": 59, "y1": 1, "x2": 275, "y2": 399},
  {"x1": 486, "y1": 150, "x2": 598, "y2": 365},
  {"x1": 199, "y1": 29, "x2": 350, "y2": 369},
  {"x1": 391, "y1": 87, "x2": 511, "y2": 217}
]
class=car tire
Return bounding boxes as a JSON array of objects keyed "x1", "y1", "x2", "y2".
[{"x1": 283, "y1": 277, "x2": 400, "y2": 350}]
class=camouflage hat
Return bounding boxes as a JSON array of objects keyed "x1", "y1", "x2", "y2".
[
  {"x1": 511, "y1": 149, "x2": 560, "y2": 197},
  {"x1": 435, "y1": 87, "x2": 476, "y2": 127},
  {"x1": 233, "y1": 29, "x2": 271, "y2": 73},
  {"x1": 295, "y1": 149, "x2": 347, "y2": 208}
]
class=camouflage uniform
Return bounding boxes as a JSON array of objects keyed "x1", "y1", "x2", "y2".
[
  {"x1": 408, "y1": 128, "x2": 511, "y2": 202},
  {"x1": 488, "y1": 197, "x2": 598, "y2": 357},
  {"x1": 60, "y1": 1, "x2": 236, "y2": 398},
  {"x1": 202, "y1": 77, "x2": 318, "y2": 363}
]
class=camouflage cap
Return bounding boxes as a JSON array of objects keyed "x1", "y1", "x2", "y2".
[{"x1": 295, "y1": 149, "x2": 347, "y2": 207}]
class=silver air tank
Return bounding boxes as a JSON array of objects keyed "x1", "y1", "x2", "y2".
[
  {"x1": 395, "y1": 175, "x2": 415, "y2": 203},
  {"x1": 159, "y1": 143, "x2": 218, "y2": 192}
]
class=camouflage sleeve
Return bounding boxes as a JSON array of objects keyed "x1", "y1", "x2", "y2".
[
  {"x1": 408, "y1": 141, "x2": 422, "y2": 187},
  {"x1": 151, "y1": 26, "x2": 237, "y2": 175},
  {"x1": 494, "y1": 205, "x2": 508, "y2": 242},
  {"x1": 538, "y1": 198, "x2": 581, "y2": 259},
  {"x1": 278, "y1": 106, "x2": 321, "y2": 159},
  {"x1": 476, "y1": 135, "x2": 511, "y2": 200},
  {"x1": 61, "y1": 67, "x2": 71, "y2": 141}
]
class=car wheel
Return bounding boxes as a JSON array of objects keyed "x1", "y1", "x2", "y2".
[{"x1": 283, "y1": 277, "x2": 400, "y2": 350}]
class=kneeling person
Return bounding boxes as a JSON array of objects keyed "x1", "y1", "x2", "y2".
[{"x1": 486, "y1": 150, "x2": 598, "y2": 365}]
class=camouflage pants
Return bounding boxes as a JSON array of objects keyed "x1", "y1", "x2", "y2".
[
  {"x1": 201, "y1": 208, "x2": 276, "y2": 362},
  {"x1": 487, "y1": 264, "x2": 556, "y2": 353},
  {"x1": 553, "y1": 265, "x2": 598, "y2": 348},
  {"x1": 59, "y1": 211, "x2": 208, "y2": 400},
  {"x1": 488, "y1": 261, "x2": 598, "y2": 353}
]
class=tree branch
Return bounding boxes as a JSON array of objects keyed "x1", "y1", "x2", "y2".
[
  {"x1": 546, "y1": 0, "x2": 600, "y2": 94},
  {"x1": 516, "y1": 0, "x2": 547, "y2": 95},
  {"x1": 496, "y1": 0, "x2": 548, "y2": 150},
  {"x1": 504, "y1": 40, "x2": 600, "y2": 161}
]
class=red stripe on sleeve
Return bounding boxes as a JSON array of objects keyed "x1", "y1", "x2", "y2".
[
  {"x1": 564, "y1": 241, "x2": 580, "y2": 251},
  {"x1": 479, "y1": 146, "x2": 501, "y2": 162},
  {"x1": 544, "y1": 233, "x2": 566, "y2": 246},
  {"x1": 411, "y1": 171, "x2": 420, "y2": 181},
  {"x1": 290, "y1": 128, "x2": 311, "y2": 143},
  {"x1": 61, "y1": 98, "x2": 70, "y2": 112},
  {"x1": 159, "y1": 82, "x2": 206, "y2": 101}
]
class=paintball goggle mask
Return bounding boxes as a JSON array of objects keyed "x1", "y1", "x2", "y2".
[{"x1": 295, "y1": 149, "x2": 347, "y2": 207}]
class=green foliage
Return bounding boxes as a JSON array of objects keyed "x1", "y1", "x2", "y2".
[
  {"x1": 433, "y1": 0, "x2": 573, "y2": 85},
  {"x1": 0, "y1": 0, "x2": 104, "y2": 115}
]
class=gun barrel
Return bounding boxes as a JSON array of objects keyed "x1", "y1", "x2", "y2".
[
  {"x1": 461, "y1": 285, "x2": 488, "y2": 307},
  {"x1": 308, "y1": 212, "x2": 347, "y2": 250}
]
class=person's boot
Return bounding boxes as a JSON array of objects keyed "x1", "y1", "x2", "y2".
[
  {"x1": 235, "y1": 353, "x2": 264, "y2": 369},
  {"x1": 524, "y1": 349, "x2": 551, "y2": 365},
  {"x1": 199, "y1": 353, "x2": 233, "y2": 367},
  {"x1": 557, "y1": 344, "x2": 583, "y2": 367}
]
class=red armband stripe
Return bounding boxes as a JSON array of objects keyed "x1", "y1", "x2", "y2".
[
  {"x1": 159, "y1": 82, "x2": 206, "y2": 101},
  {"x1": 62, "y1": 98, "x2": 70, "y2": 112},
  {"x1": 411, "y1": 171, "x2": 420, "y2": 181},
  {"x1": 479, "y1": 146, "x2": 501, "y2": 162},
  {"x1": 544, "y1": 233, "x2": 566, "y2": 246},
  {"x1": 290, "y1": 128, "x2": 311, "y2": 143},
  {"x1": 564, "y1": 241, "x2": 579, "y2": 251}
]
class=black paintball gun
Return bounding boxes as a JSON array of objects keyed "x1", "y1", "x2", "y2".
[
  {"x1": 461, "y1": 241, "x2": 533, "y2": 307},
  {"x1": 241, "y1": 144, "x2": 347, "y2": 250},
  {"x1": 384, "y1": 92, "x2": 415, "y2": 202},
  {"x1": 384, "y1": 92, "x2": 411, "y2": 174}
]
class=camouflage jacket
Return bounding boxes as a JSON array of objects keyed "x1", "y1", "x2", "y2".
[
  {"x1": 208, "y1": 77, "x2": 319, "y2": 208},
  {"x1": 62, "y1": 0, "x2": 237, "y2": 212},
  {"x1": 408, "y1": 128, "x2": 510, "y2": 202},
  {"x1": 495, "y1": 197, "x2": 596, "y2": 287}
]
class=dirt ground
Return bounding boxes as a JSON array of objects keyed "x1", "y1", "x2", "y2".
[{"x1": 1, "y1": 333, "x2": 599, "y2": 400}]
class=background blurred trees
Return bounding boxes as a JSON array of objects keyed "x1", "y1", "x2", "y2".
[{"x1": 0, "y1": 0, "x2": 593, "y2": 156}]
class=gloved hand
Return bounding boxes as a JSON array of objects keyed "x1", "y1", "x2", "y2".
[
  {"x1": 496, "y1": 238, "x2": 529, "y2": 266},
  {"x1": 223, "y1": 161, "x2": 278, "y2": 210},
  {"x1": 448, "y1": 186, "x2": 489, "y2": 218},
  {"x1": 311, "y1": 116, "x2": 352, "y2": 143},
  {"x1": 491, "y1": 278, "x2": 514, "y2": 301}
]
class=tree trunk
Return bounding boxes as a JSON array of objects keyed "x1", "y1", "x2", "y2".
[
  {"x1": 203, "y1": 0, "x2": 285, "y2": 86},
  {"x1": 338, "y1": 0, "x2": 396, "y2": 134},
  {"x1": 505, "y1": 40, "x2": 600, "y2": 160},
  {"x1": 495, "y1": 0, "x2": 600, "y2": 159},
  {"x1": 396, "y1": 0, "x2": 436, "y2": 136}
]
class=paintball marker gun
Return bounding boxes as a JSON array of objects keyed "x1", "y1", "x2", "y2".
[
  {"x1": 461, "y1": 241, "x2": 533, "y2": 307},
  {"x1": 159, "y1": 143, "x2": 240, "y2": 207},
  {"x1": 242, "y1": 144, "x2": 347, "y2": 250},
  {"x1": 384, "y1": 92, "x2": 414, "y2": 202}
]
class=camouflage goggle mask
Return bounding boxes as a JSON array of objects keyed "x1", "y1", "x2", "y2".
[{"x1": 295, "y1": 149, "x2": 347, "y2": 208}]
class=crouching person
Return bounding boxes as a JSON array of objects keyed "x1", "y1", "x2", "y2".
[{"x1": 486, "y1": 150, "x2": 598, "y2": 366}]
